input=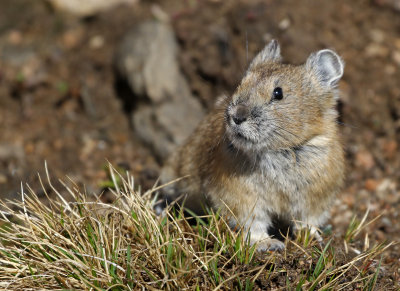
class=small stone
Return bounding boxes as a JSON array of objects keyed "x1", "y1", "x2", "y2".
[
  {"x1": 369, "y1": 29, "x2": 385, "y2": 43},
  {"x1": 89, "y1": 35, "x2": 105, "y2": 49},
  {"x1": 392, "y1": 50, "x2": 400, "y2": 65},
  {"x1": 62, "y1": 29, "x2": 83, "y2": 49},
  {"x1": 332, "y1": 209, "x2": 353, "y2": 225},
  {"x1": 263, "y1": 33, "x2": 273, "y2": 43},
  {"x1": 382, "y1": 139, "x2": 397, "y2": 158},
  {"x1": 375, "y1": 229, "x2": 385, "y2": 241},
  {"x1": 52, "y1": 141, "x2": 64, "y2": 154},
  {"x1": 0, "y1": 174, "x2": 7, "y2": 184},
  {"x1": 80, "y1": 136, "x2": 96, "y2": 160},
  {"x1": 278, "y1": 18, "x2": 291, "y2": 30},
  {"x1": 150, "y1": 4, "x2": 170, "y2": 23},
  {"x1": 381, "y1": 217, "x2": 392, "y2": 227},
  {"x1": 8, "y1": 30, "x2": 22, "y2": 45},
  {"x1": 365, "y1": 43, "x2": 389, "y2": 58},
  {"x1": 24, "y1": 143, "x2": 35, "y2": 154},
  {"x1": 114, "y1": 133, "x2": 128, "y2": 144},
  {"x1": 358, "y1": 189, "x2": 370, "y2": 200},
  {"x1": 376, "y1": 179, "x2": 397, "y2": 202},
  {"x1": 0, "y1": 143, "x2": 25, "y2": 162},
  {"x1": 47, "y1": 0, "x2": 138, "y2": 17},
  {"x1": 384, "y1": 64, "x2": 396, "y2": 75},
  {"x1": 355, "y1": 149, "x2": 375, "y2": 170},
  {"x1": 97, "y1": 140, "x2": 107, "y2": 150},
  {"x1": 342, "y1": 193, "x2": 355, "y2": 207},
  {"x1": 395, "y1": 38, "x2": 400, "y2": 50},
  {"x1": 365, "y1": 179, "x2": 380, "y2": 191}
]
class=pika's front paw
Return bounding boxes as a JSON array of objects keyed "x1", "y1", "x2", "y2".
[{"x1": 256, "y1": 239, "x2": 285, "y2": 252}]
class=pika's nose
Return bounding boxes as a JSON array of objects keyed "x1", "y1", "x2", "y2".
[{"x1": 231, "y1": 105, "x2": 249, "y2": 125}]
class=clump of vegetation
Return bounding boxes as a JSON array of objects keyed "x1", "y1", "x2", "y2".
[{"x1": 0, "y1": 164, "x2": 395, "y2": 290}]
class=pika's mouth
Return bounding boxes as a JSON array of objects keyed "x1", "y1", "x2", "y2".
[
  {"x1": 225, "y1": 119, "x2": 257, "y2": 147},
  {"x1": 227, "y1": 126, "x2": 255, "y2": 145},
  {"x1": 225, "y1": 125, "x2": 264, "y2": 152},
  {"x1": 235, "y1": 132, "x2": 249, "y2": 141}
]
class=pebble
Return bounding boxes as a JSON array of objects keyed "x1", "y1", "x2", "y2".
[
  {"x1": 392, "y1": 50, "x2": 400, "y2": 65},
  {"x1": 382, "y1": 139, "x2": 398, "y2": 158},
  {"x1": 0, "y1": 143, "x2": 25, "y2": 161},
  {"x1": 47, "y1": 0, "x2": 138, "y2": 17},
  {"x1": 365, "y1": 43, "x2": 389, "y2": 58},
  {"x1": 384, "y1": 64, "x2": 396, "y2": 75},
  {"x1": 355, "y1": 149, "x2": 375, "y2": 170},
  {"x1": 24, "y1": 143, "x2": 35, "y2": 155},
  {"x1": 151, "y1": 4, "x2": 170, "y2": 23},
  {"x1": 278, "y1": 18, "x2": 291, "y2": 30},
  {"x1": 89, "y1": 35, "x2": 105, "y2": 49},
  {"x1": 395, "y1": 38, "x2": 400, "y2": 50},
  {"x1": 376, "y1": 229, "x2": 386, "y2": 241},
  {"x1": 376, "y1": 179, "x2": 395, "y2": 193},
  {"x1": 62, "y1": 29, "x2": 84, "y2": 49},
  {"x1": 370, "y1": 29, "x2": 385, "y2": 43},
  {"x1": 332, "y1": 209, "x2": 353, "y2": 225},
  {"x1": 376, "y1": 179, "x2": 398, "y2": 203},
  {"x1": 80, "y1": 136, "x2": 96, "y2": 160},
  {"x1": 263, "y1": 33, "x2": 273, "y2": 43},
  {"x1": 53, "y1": 139, "x2": 63, "y2": 150},
  {"x1": 8, "y1": 30, "x2": 22, "y2": 45},
  {"x1": 0, "y1": 174, "x2": 7, "y2": 184},
  {"x1": 381, "y1": 217, "x2": 392, "y2": 227},
  {"x1": 342, "y1": 193, "x2": 355, "y2": 207},
  {"x1": 365, "y1": 179, "x2": 380, "y2": 191}
]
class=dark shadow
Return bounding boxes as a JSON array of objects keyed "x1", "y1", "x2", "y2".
[
  {"x1": 267, "y1": 213, "x2": 295, "y2": 241},
  {"x1": 113, "y1": 69, "x2": 137, "y2": 116}
]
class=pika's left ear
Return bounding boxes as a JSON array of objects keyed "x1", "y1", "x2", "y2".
[
  {"x1": 249, "y1": 39, "x2": 282, "y2": 69},
  {"x1": 306, "y1": 49, "x2": 344, "y2": 88}
]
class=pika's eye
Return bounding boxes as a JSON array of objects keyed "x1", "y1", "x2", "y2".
[{"x1": 272, "y1": 87, "x2": 283, "y2": 101}]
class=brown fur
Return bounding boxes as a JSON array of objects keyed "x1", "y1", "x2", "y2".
[{"x1": 159, "y1": 40, "x2": 345, "y2": 250}]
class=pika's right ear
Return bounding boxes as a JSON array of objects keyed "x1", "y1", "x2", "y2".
[
  {"x1": 306, "y1": 49, "x2": 344, "y2": 88},
  {"x1": 248, "y1": 39, "x2": 282, "y2": 69}
]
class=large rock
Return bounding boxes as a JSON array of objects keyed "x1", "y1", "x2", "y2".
[
  {"x1": 114, "y1": 21, "x2": 204, "y2": 161},
  {"x1": 47, "y1": 0, "x2": 138, "y2": 17}
]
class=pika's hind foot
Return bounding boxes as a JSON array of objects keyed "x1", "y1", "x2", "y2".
[{"x1": 256, "y1": 238, "x2": 285, "y2": 252}]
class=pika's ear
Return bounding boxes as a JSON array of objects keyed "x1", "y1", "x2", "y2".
[
  {"x1": 306, "y1": 49, "x2": 344, "y2": 87},
  {"x1": 249, "y1": 39, "x2": 282, "y2": 69}
]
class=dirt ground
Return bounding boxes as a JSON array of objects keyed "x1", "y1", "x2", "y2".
[{"x1": 0, "y1": 0, "x2": 399, "y2": 286}]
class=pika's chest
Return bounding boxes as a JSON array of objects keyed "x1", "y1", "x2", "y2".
[
  {"x1": 208, "y1": 148, "x2": 310, "y2": 206},
  {"x1": 253, "y1": 151, "x2": 301, "y2": 192}
]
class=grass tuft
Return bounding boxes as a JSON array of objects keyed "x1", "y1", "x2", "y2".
[{"x1": 0, "y1": 164, "x2": 396, "y2": 290}]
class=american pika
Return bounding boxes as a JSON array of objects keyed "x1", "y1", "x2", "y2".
[{"x1": 158, "y1": 40, "x2": 345, "y2": 251}]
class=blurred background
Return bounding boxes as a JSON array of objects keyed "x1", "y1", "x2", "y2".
[{"x1": 0, "y1": 0, "x2": 399, "y2": 273}]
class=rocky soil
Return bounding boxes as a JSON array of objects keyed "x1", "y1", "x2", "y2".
[{"x1": 0, "y1": 0, "x2": 399, "y2": 286}]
